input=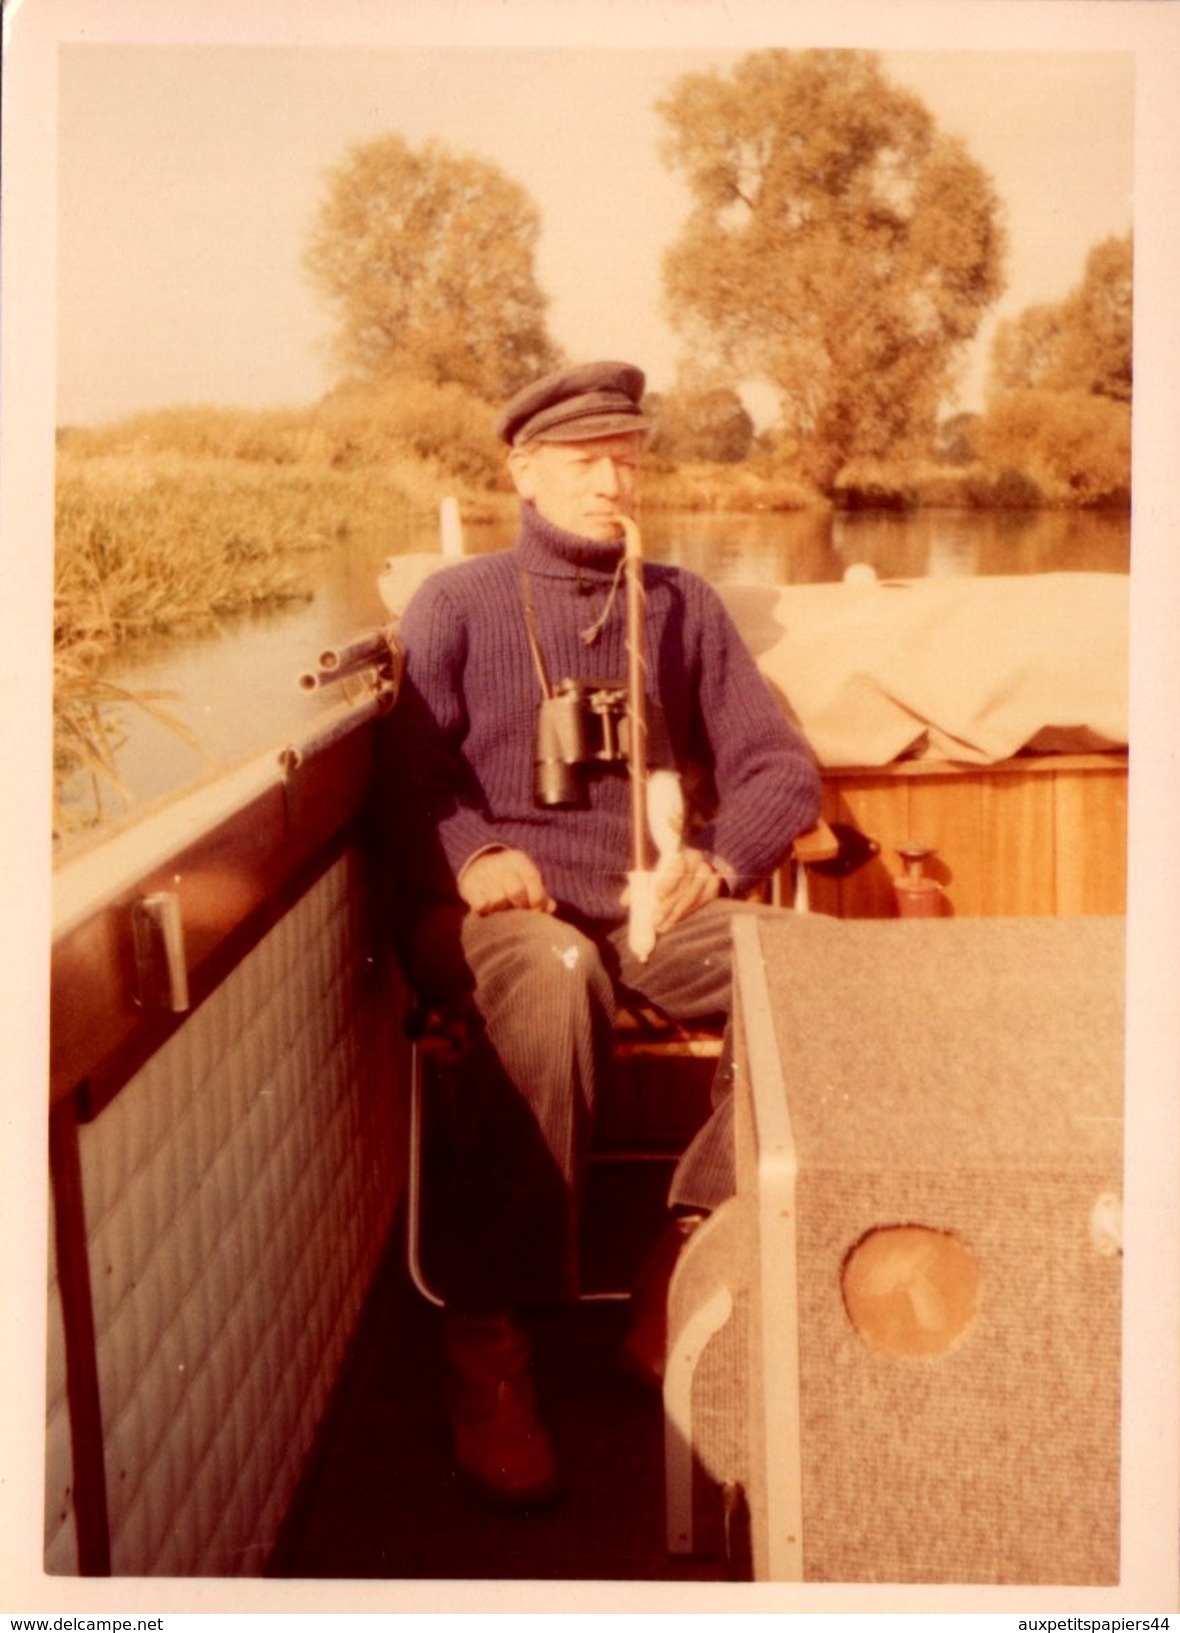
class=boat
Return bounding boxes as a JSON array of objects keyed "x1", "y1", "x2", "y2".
[{"x1": 45, "y1": 536, "x2": 1135, "y2": 1591}]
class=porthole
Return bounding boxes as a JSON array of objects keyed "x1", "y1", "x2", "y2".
[{"x1": 841, "y1": 1225, "x2": 979, "y2": 1357}]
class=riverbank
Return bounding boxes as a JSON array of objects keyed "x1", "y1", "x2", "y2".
[
  {"x1": 52, "y1": 385, "x2": 1131, "y2": 832},
  {"x1": 55, "y1": 383, "x2": 1132, "y2": 661},
  {"x1": 641, "y1": 451, "x2": 1131, "y2": 516}
]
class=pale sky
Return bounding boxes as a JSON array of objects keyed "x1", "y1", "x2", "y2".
[{"x1": 55, "y1": 42, "x2": 1134, "y2": 426}]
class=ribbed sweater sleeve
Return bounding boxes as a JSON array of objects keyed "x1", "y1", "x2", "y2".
[
  {"x1": 683, "y1": 576, "x2": 823, "y2": 885},
  {"x1": 393, "y1": 572, "x2": 506, "y2": 871}
]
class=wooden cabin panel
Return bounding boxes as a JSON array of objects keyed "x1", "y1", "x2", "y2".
[
  {"x1": 819, "y1": 778, "x2": 909, "y2": 919},
  {"x1": 809, "y1": 754, "x2": 1127, "y2": 921},
  {"x1": 798, "y1": 786, "x2": 845, "y2": 917},
  {"x1": 1054, "y1": 767, "x2": 1128, "y2": 916},
  {"x1": 796, "y1": 817, "x2": 842, "y2": 918},
  {"x1": 906, "y1": 775, "x2": 986, "y2": 916},
  {"x1": 979, "y1": 773, "x2": 1058, "y2": 917}
]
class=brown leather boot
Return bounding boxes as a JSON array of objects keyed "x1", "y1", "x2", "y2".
[{"x1": 443, "y1": 1312, "x2": 561, "y2": 1507}]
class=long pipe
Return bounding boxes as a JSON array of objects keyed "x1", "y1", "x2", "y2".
[
  {"x1": 620, "y1": 514, "x2": 651, "y2": 877},
  {"x1": 619, "y1": 513, "x2": 689, "y2": 961}
]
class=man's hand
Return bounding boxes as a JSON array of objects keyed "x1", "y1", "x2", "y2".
[
  {"x1": 458, "y1": 848, "x2": 557, "y2": 916},
  {"x1": 635, "y1": 846, "x2": 725, "y2": 935}
]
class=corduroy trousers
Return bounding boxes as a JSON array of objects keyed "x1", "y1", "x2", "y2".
[{"x1": 401, "y1": 896, "x2": 784, "y2": 1310}]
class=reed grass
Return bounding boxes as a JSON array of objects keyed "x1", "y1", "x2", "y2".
[
  {"x1": 51, "y1": 651, "x2": 205, "y2": 835},
  {"x1": 52, "y1": 380, "x2": 517, "y2": 834},
  {"x1": 53, "y1": 457, "x2": 317, "y2": 835}
]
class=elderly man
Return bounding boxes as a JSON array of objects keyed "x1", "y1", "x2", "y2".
[{"x1": 385, "y1": 361, "x2": 820, "y2": 1506}]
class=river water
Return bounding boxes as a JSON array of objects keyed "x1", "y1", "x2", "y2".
[{"x1": 76, "y1": 505, "x2": 1129, "y2": 831}]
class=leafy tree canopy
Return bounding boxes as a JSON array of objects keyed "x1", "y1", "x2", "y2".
[
  {"x1": 305, "y1": 134, "x2": 563, "y2": 401},
  {"x1": 977, "y1": 388, "x2": 1130, "y2": 508},
  {"x1": 648, "y1": 383, "x2": 755, "y2": 464},
  {"x1": 988, "y1": 232, "x2": 1132, "y2": 403},
  {"x1": 658, "y1": 49, "x2": 1006, "y2": 488}
]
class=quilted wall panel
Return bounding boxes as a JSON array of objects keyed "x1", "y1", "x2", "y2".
[
  {"x1": 53, "y1": 848, "x2": 403, "y2": 1576},
  {"x1": 44, "y1": 1224, "x2": 80, "y2": 1576}
]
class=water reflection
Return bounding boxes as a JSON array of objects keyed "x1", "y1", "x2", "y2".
[
  {"x1": 466, "y1": 505, "x2": 1128, "y2": 586},
  {"x1": 73, "y1": 506, "x2": 1128, "y2": 831},
  {"x1": 825, "y1": 507, "x2": 1129, "y2": 580},
  {"x1": 830, "y1": 512, "x2": 982, "y2": 579}
]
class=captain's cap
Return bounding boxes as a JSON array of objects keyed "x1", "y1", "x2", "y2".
[{"x1": 496, "y1": 361, "x2": 650, "y2": 446}]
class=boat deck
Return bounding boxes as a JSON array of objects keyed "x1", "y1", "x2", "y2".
[{"x1": 269, "y1": 1239, "x2": 736, "y2": 1583}]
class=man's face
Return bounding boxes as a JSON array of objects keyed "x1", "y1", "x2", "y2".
[{"x1": 508, "y1": 433, "x2": 644, "y2": 542}]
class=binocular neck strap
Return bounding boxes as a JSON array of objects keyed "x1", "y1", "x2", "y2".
[
  {"x1": 519, "y1": 570, "x2": 553, "y2": 699},
  {"x1": 579, "y1": 555, "x2": 627, "y2": 646},
  {"x1": 519, "y1": 555, "x2": 629, "y2": 697}
]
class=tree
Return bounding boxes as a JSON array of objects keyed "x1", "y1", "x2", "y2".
[
  {"x1": 657, "y1": 50, "x2": 1006, "y2": 489},
  {"x1": 305, "y1": 134, "x2": 563, "y2": 401},
  {"x1": 988, "y1": 233, "x2": 1132, "y2": 402},
  {"x1": 981, "y1": 234, "x2": 1132, "y2": 507},
  {"x1": 976, "y1": 389, "x2": 1130, "y2": 507},
  {"x1": 648, "y1": 384, "x2": 755, "y2": 463}
]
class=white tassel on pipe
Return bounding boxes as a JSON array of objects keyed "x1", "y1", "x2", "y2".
[
  {"x1": 627, "y1": 767, "x2": 686, "y2": 961},
  {"x1": 626, "y1": 870, "x2": 660, "y2": 963},
  {"x1": 647, "y1": 766, "x2": 686, "y2": 865}
]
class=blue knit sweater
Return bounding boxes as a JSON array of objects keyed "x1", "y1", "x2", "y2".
[{"x1": 387, "y1": 503, "x2": 821, "y2": 926}]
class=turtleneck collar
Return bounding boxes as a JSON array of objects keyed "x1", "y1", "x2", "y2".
[{"x1": 514, "y1": 502, "x2": 626, "y2": 580}]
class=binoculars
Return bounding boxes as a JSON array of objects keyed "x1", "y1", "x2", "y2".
[{"x1": 534, "y1": 678, "x2": 631, "y2": 807}]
